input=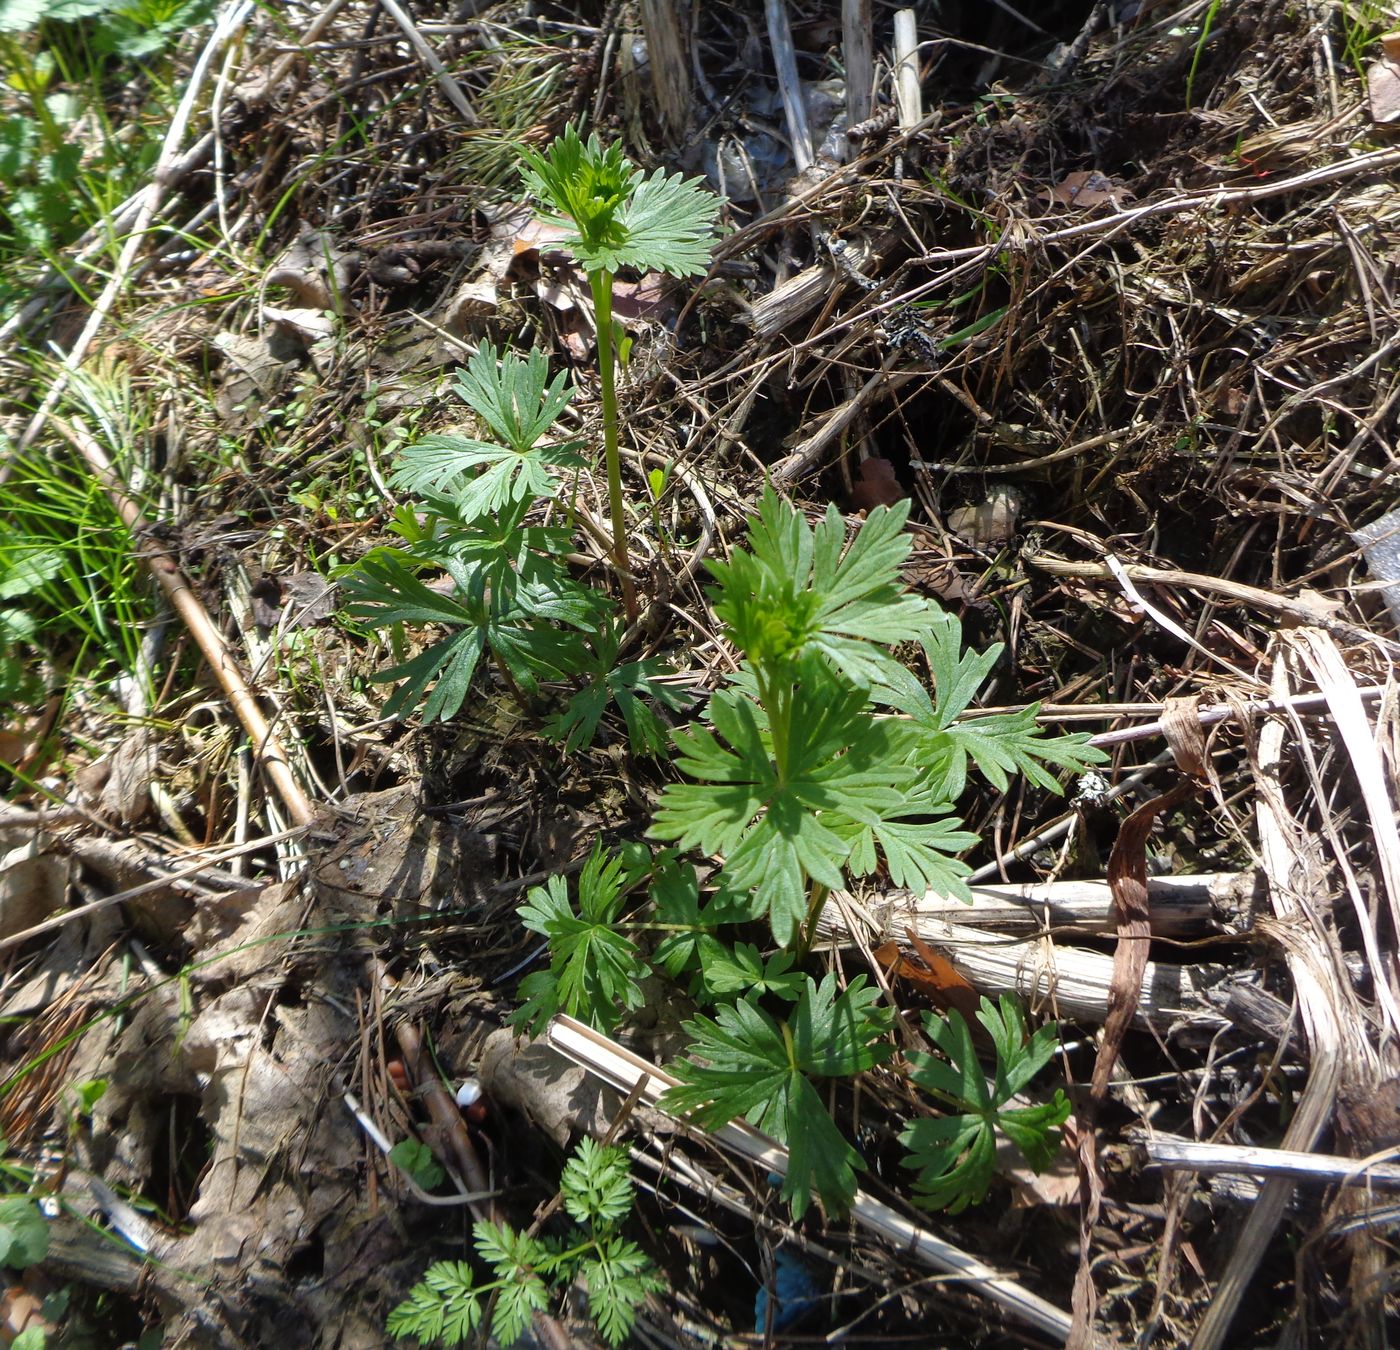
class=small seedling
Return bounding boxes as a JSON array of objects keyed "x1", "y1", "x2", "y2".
[{"x1": 387, "y1": 1137, "x2": 661, "y2": 1348}]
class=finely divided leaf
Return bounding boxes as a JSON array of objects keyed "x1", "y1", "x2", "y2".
[
  {"x1": 581, "y1": 1237, "x2": 664, "y2": 1346},
  {"x1": 560, "y1": 1137, "x2": 634, "y2": 1229}
]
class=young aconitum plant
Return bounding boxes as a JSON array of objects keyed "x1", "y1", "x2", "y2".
[
  {"x1": 516, "y1": 487, "x2": 1106, "y2": 1216},
  {"x1": 342, "y1": 344, "x2": 682, "y2": 749},
  {"x1": 520, "y1": 125, "x2": 723, "y2": 618}
]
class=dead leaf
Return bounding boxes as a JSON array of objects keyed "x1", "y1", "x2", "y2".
[
  {"x1": 0, "y1": 837, "x2": 68, "y2": 940},
  {"x1": 1367, "y1": 54, "x2": 1400, "y2": 123},
  {"x1": 1384, "y1": 31, "x2": 1400, "y2": 61},
  {"x1": 99, "y1": 726, "x2": 157, "y2": 825},
  {"x1": 874, "y1": 933, "x2": 981, "y2": 1022},
  {"x1": 1038, "y1": 169, "x2": 1135, "y2": 210},
  {"x1": 611, "y1": 273, "x2": 676, "y2": 325},
  {"x1": 265, "y1": 228, "x2": 358, "y2": 312},
  {"x1": 512, "y1": 216, "x2": 574, "y2": 260},
  {"x1": 1068, "y1": 780, "x2": 1196, "y2": 1345},
  {"x1": 850, "y1": 456, "x2": 905, "y2": 512},
  {"x1": 282, "y1": 572, "x2": 337, "y2": 628},
  {"x1": 263, "y1": 305, "x2": 336, "y2": 344},
  {"x1": 947, "y1": 484, "x2": 1023, "y2": 546}
]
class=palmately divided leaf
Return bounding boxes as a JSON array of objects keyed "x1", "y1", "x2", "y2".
[
  {"x1": 932, "y1": 704, "x2": 1108, "y2": 794},
  {"x1": 521, "y1": 125, "x2": 721, "y2": 279},
  {"x1": 514, "y1": 846, "x2": 647, "y2": 1034},
  {"x1": 542, "y1": 618, "x2": 690, "y2": 755},
  {"x1": 662, "y1": 975, "x2": 891, "y2": 1216},
  {"x1": 651, "y1": 658, "x2": 926, "y2": 943},
  {"x1": 901, "y1": 998, "x2": 1071, "y2": 1213},
  {"x1": 453, "y1": 342, "x2": 574, "y2": 452},
  {"x1": 710, "y1": 487, "x2": 938, "y2": 678}
]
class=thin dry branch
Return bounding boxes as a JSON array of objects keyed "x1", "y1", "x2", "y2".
[{"x1": 52, "y1": 416, "x2": 314, "y2": 829}]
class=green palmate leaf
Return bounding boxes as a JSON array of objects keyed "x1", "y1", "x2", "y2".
[
  {"x1": 520, "y1": 124, "x2": 722, "y2": 278},
  {"x1": 663, "y1": 974, "x2": 893, "y2": 1217},
  {"x1": 651, "y1": 663, "x2": 895, "y2": 944},
  {"x1": 390, "y1": 345, "x2": 583, "y2": 522},
  {"x1": 454, "y1": 342, "x2": 574, "y2": 451},
  {"x1": 900, "y1": 997, "x2": 1071, "y2": 1214},
  {"x1": 934, "y1": 704, "x2": 1108, "y2": 795},
  {"x1": 699, "y1": 941, "x2": 805, "y2": 1000},
  {"x1": 342, "y1": 552, "x2": 489, "y2": 721},
  {"x1": 560, "y1": 1137, "x2": 634, "y2": 1229},
  {"x1": 652, "y1": 658, "x2": 975, "y2": 944},
  {"x1": 513, "y1": 844, "x2": 648, "y2": 1035},
  {"x1": 710, "y1": 486, "x2": 938, "y2": 688},
  {"x1": 542, "y1": 618, "x2": 691, "y2": 755},
  {"x1": 582, "y1": 1236, "x2": 665, "y2": 1346},
  {"x1": 915, "y1": 614, "x2": 1107, "y2": 796},
  {"x1": 649, "y1": 857, "x2": 758, "y2": 984},
  {"x1": 343, "y1": 540, "x2": 601, "y2": 722},
  {"x1": 392, "y1": 430, "x2": 583, "y2": 522}
]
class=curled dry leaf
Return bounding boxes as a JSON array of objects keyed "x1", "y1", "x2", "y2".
[
  {"x1": 947, "y1": 484, "x2": 1024, "y2": 546},
  {"x1": 1368, "y1": 48, "x2": 1400, "y2": 124},
  {"x1": 850, "y1": 455, "x2": 906, "y2": 513},
  {"x1": 1038, "y1": 170, "x2": 1135, "y2": 209}
]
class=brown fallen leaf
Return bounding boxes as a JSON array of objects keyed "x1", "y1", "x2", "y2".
[
  {"x1": 873, "y1": 932, "x2": 981, "y2": 1022},
  {"x1": 1367, "y1": 53, "x2": 1400, "y2": 123},
  {"x1": 850, "y1": 455, "x2": 905, "y2": 513},
  {"x1": 947, "y1": 484, "x2": 1023, "y2": 546},
  {"x1": 1038, "y1": 169, "x2": 1135, "y2": 210}
]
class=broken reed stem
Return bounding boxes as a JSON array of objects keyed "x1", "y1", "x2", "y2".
[{"x1": 52, "y1": 415, "x2": 315, "y2": 829}]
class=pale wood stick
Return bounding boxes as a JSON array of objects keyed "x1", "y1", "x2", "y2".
[
  {"x1": 639, "y1": 0, "x2": 691, "y2": 141},
  {"x1": 377, "y1": 0, "x2": 479, "y2": 125},
  {"x1": 886, "y1": 872, "x2": 1247, "y2": 937},
  {"x1": 892, "y1": 9, "x2": 921, "y2": 130},
  {"x1": 547, "y1": 1015, "x2": 1074, "y2": 1342},
  {"x1": 1147, "y1": 1139, "x2": 1400, "y2": 1190},
  {"x1": 1028, "y1": 555, "x2": 1399, "y2": 653},
  {"x1": 817, "y1": 893, "x2": 1226, "y2": 1032},
  {"x1": 764, "y1": 0, "x2": 813, "y2": 173}
]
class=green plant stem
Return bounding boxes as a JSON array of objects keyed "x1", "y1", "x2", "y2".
[
  {"x1": 587, "y1": 268, "x2": 637, "y2": 621},
  {"x1": 797, "y1": 882, "x2": 829, "y2": 960}
]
